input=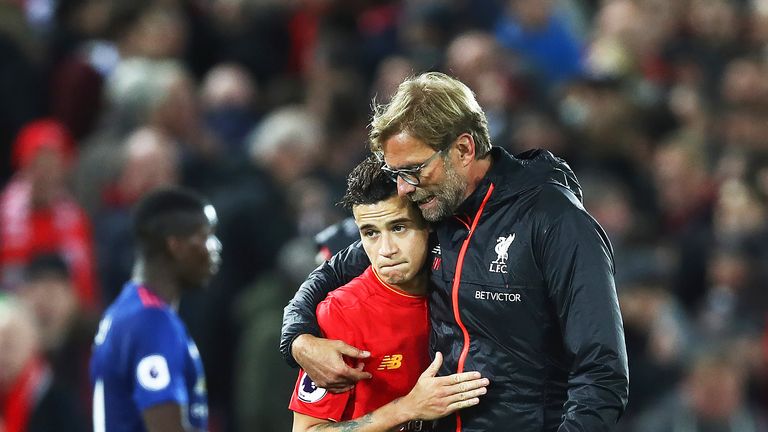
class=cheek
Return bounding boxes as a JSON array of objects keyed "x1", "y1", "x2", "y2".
[
  {"x1": 360, "y1": 240, "x2": 378, "y2": 261},
  {"x1": 404, "y1": 233, "x2": 429, "y2": 265}
]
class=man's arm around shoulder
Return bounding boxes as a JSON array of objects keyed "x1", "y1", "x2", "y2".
[
  {"x1": 282, "y1": 242, "x2": 373, "y2": 391},
  {"x1": 281, "y1": 241, "x2": 370, "y2": 366}
]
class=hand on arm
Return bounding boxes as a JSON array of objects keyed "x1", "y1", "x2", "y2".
[
  {"x1": 292, "y1": 334, "x2": 372, "y2": 393},
  {"x1": 292, "y1": 352, "x2": 489, "y2": 432},
  {"x1": 393, "y1": 352, "x2": 489, "y2": 421}
]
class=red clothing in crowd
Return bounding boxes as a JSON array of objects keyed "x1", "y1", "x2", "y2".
[
  {"x1": 1, "y1": 357, "x2": 50, "y2": 432},
  {"x1": 0, "y1": 119, "x2": 98, "y2": 309}
]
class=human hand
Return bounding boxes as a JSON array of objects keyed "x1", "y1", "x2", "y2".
[
  {"x1": 292, "y1": 334, "x2": 372, "y2": 393},
  {"x1": 400, "y1": 352, "x2": 489, "y2": 420}
]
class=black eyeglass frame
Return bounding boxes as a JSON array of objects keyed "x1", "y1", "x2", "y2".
[{"x1": 378, "y1": 147, "x2": 447, "y2": 186}]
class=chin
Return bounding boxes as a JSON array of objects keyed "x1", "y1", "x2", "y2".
[{"x1": 381, "y1": 271, "x2": 408, "y2": 285}]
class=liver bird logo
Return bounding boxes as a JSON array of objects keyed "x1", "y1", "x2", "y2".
[{"x1": 493, "y1": 233, "x2": 515, "y2": 265}]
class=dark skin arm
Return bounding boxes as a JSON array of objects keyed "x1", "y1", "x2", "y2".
[{"x1": 142, "y1": 402, "x2": 199, "y2": 432}]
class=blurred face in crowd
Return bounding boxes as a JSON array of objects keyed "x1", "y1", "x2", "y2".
[
  {"x1": 382, "y1": 132, "x2": 468, "y2": 222},
  {"x1": 509, "y1": 0, "x2": 554, "y2": 29},
  {"x1": 0, "y1": 302, "x2": 39, "y2": 392},
  {"x1": 18, "y1": 275, "x2": 78, "y2": 351},
  {"x1": 653, "y1": 144, "x2": 708, "y2": 215},
  {"x1": 119, "y1": 128, "x2": 179, "y2": 202},
  {"x1": 27, "y1": 148, "x2": 68, "y2": 208},
  {"x1": 686, "y1": 360, "x2": 744, "y2": 421},
  {"x1": 353, "y1": 196, "x2": 429, "y2": 293}
]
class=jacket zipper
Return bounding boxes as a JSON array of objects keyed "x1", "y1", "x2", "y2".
[{"x1": 451, "y1": 183, "x2": 495, "y2": 432}]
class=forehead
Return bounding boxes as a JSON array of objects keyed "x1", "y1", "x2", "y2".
[
  {"x1": 352, "y1": 195, "x2": 419, "y2": 227},
  {"x1": 382, "y1": 132, "x2": 435, "y2": 168}
]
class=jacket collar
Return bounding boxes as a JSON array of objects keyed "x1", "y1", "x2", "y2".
[{"x1": 453, "y1": 147, "x2": 581, "y2": 219}]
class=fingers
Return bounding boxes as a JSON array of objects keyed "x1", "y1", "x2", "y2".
[
  {"x1": 347, "y1": 361, "x2": 373, "y2": 381},
  {"x1": 421, "y1": 352, "x2": 443, "y2": 378},
  {"x1": 336, "y1": 341, "x2": 371, "y2": 359},
  {"x1": 451, "y1": 386, "x2": 487, "y2": 403},
  {"x1": 434, "y1": 371, "x2": 483, "y2": 386},
  {"x1": 446, "y1": 396, "x2": 481, "y2": 412},
  {"x1": 323, "y1": 362, "x2": 372, "y2": 388},
  {"x1": 442, "y1": 378, "x2": 488, "y2": 413},
  {"x1": 444, "y1": 376, "x2": 489, "y2": 394}
]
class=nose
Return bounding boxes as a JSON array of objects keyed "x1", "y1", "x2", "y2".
[
  {"x1": 379, "y1": 232, "x2": 398, "y2": 258},
  {"x1": 396, "y1": 176, "x2": 416, "y2": 197}
]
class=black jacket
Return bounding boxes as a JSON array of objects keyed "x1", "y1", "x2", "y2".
[{"x1": 281, "y1": 148, "x2": 629, "y2": 431}]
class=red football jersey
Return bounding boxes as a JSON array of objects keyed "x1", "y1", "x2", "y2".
[{"x1": 289, "y1": 266, "x2": 430, "y2": 422}]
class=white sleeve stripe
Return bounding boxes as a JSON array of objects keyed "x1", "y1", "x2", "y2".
[{"x1": 93, "y1": 379, "x2": 106, "y2": 432}]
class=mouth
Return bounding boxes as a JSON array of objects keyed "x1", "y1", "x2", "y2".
[
  {"x1": 413, "y1": 195, "x2": 436, "y2": 208},
  {"x1": 380, "y1": 262, "x2": 406, "y2": 270}
]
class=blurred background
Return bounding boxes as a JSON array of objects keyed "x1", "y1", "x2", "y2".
[{"x1": 0, "y1": 0, "x2": 767, "y2": 430}]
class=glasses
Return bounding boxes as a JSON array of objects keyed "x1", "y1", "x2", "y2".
[{"x1": 379, "y1": 148, "x2": 445, "y2": 186}]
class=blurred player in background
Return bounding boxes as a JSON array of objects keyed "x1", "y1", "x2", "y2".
[{"x1": 90, "y1": 187, "x2": 221, "y2": 432}]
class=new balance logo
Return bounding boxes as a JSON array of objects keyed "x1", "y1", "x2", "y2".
[{"x1": 377, "y1": 354, "x2": 403, "y2": 370}]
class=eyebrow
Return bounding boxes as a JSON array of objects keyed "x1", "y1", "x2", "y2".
[
  {"x1": 386, "y1": 217, "x2": 412, "y2": 226},
  {"x1": 357, "y1": 217, "x2": 412, "y2": 232},
  {"x1": 386, "y1": 161, "x2": 422, "y2": 171},
  {"x1": 357, "y1": 223, "x2": 376, "y2": 232}
]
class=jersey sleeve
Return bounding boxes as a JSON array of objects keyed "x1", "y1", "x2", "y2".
[
  {"x1": 128, "y1": 308, "x2": 190, "y2": 412},
  {"x1": 288, "y1": 368, "x2": 351, "y2": 422},
  {"x1": 287, "y1": 296, "x2": 359, "y2": 422}
]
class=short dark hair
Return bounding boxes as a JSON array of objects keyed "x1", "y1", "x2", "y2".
[
  {"x1": 132, "y1": 187, "x2": 210, "y2": 257},
  {"x1": 340, "y1": 155, "x2": 397, "y2": 210},
  {"x1": 24, "y1": 253, "x2": 70, "y2": 282}
]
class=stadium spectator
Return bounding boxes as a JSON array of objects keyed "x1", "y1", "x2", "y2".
[
  {"x1": 0, "y1": 119, "x2": 98, "y2": 311},
  {"x1": 0, "y1": 295, "x2": 87, "y2": 432},
  {"x1": 634, "y1": 348, "x2": 768, "y2": 432}
]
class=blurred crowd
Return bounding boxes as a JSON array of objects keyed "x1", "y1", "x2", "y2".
[{"x1": 1, "y1": 0, "x2": 768, "y2": 431}]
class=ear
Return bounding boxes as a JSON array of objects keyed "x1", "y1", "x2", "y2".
[{"x1": 454, "y1": 133, "x2": 476, "y2": 167}]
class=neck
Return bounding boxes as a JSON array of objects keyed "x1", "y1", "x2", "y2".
[
  {"x1": 462, "y1": 154, "x2": 493, "y2": 201},
  {"x1": 132, "y1": 258, "x2": 181, "y2": 306}
]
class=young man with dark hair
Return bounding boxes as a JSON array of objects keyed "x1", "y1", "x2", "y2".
[
  {"x1": 290, "y1": 156, "x2": 488, "y2": 432},
  {"x1": 90, "y1": 187, "x2": 221, "y2": 432}
]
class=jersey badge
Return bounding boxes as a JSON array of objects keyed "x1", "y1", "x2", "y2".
[
  {"x1": 297, "y1": 371, "x2": 327, "y2": 403},
  {"x1": 136, "y1": 355, "x2": 171, "y2": 391},
  {"x1": 490, "y1": 233, "x2": 515, "y2": 274}
]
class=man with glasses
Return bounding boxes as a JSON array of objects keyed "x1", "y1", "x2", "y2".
[{"x1": 281, "y1": 72, "x2": 629, "y2": 432}]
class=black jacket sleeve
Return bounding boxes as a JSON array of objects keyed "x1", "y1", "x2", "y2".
[
  {"x1": 539, "y1": 188, "x2": 629, "y2": 432},
  {"x1": 279, "y1": 241, "x2": 370, "y2": 366}
]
